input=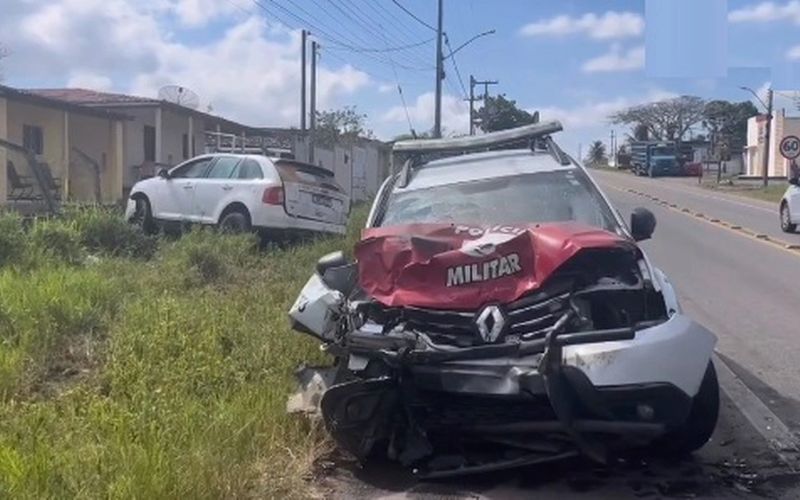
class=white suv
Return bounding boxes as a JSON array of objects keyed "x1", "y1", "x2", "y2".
[
  {"x1": 126, "y1": 154, "x2": 350, "y2": 236},
  {"x1": 780, "y1": 176, "x2": 800, "y2": 233}
]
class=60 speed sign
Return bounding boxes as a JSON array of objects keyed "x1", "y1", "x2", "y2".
[{"x1": 780, "y1": 135, "x2": 800, "y2": 160}]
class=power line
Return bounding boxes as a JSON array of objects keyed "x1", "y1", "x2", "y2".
[
  {"x1": 444, "y1": 33, "x2": 467, "y2": 100},
  {"x1": 325, "y1": 37, "x2": 433, "y2": 54},
  {"x1": 360, "y1": 0, "x2": 438, "y2": 51},
  {"x1": 391, "y1": 0, "x2": 437, "y2": 32}
]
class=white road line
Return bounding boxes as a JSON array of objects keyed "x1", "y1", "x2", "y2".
[{"x1": 714, "y1": 353, "x2": 800, "y2": 472}]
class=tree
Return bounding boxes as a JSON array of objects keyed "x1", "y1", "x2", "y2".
[
  {"x1": 314, "y1": 106, "x2": 372, "y2": 148},
  {"x1": 702, "y1": 100, "x2": 758, "y2": 151},
  {"x1": 585, "y1": 140, "x2": 608, "y2": 166},
  {"x1": 610, "y1": 95, "x2": 706, "y2": 142},
  {"x1": 478, "y1": 94, "x2": 537, "y2": 132}
]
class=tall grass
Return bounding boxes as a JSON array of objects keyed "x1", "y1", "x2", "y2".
[{"x1": 0, "y1": 206, "x2": 368, "y2": 498}]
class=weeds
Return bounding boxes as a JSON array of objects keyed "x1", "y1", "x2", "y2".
[{"x1": 0, "y1": 205, "x2": 368, "y2": 498}]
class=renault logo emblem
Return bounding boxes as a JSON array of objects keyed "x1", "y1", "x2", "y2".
[{"x1": 475, "y1": 305, "x2": 506, "y2": 343}]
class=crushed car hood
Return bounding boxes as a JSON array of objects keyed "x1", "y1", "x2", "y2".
[{"x1": 355, "y1": 222, "x2": 638, "y2": 309}]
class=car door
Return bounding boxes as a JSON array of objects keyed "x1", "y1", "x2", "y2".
[
  {"x1": 154, "y1": 157, "x2": 214, "y2": 221},
  {"x1": 192, "y1": 156, "x2": 242, "y2": 223},
  {"x1": 275, "y1": 161, "x2": 349, "y2": 227}
]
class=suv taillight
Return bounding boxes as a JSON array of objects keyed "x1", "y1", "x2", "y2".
[{"x1": 262, "y1": 186, "x2": 284, "y2": 205}]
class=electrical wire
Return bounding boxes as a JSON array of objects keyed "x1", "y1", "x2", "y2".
[
  {"x1": 390, "y1": 0, "x2": 437, "y2": 32},
  {"x1": 444, "y1": 32, "x2": 468, "y2": 100}
]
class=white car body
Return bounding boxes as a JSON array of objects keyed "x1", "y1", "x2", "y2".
[
  {"x1": 125, "y1": 154, "x2": 349, "y2": 235},
  {"x1": 780, "y1": 183, "x2": 800, "y2": 230}
]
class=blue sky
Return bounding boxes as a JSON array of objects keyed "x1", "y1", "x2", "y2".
[{"x1": 1, "y1": 0, "x2": 799, "y2": 156}]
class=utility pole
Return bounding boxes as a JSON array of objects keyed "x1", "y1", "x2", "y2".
[
  {"x1": 433, "y1": 0, "x2": 444, "y2": 138},
  {"x1": 466, "y1": 76, "x2": 498, "y2": 134},
  {"x1": 762, "y1": 88, "x2": 774, "y2": 188},
  {"x1": 309, "y1": 40, "x2": 318, "y2": 164},
  {"x1": 300, "y1": 29, "x2": 307, "y2": 132},
  {"x1": 610, "y1": 130, "x2": 616, "y2": 167},
  {"x1": 578, "y1": 143, "x2": 582, "y2": 162},
  {"x1": 468, "y1": 75, "x2": 475, "y2": 135}
]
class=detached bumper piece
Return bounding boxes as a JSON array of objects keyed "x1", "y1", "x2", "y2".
[{"x1": 319, "y1": 317, "x2": 693, "y2": 479}]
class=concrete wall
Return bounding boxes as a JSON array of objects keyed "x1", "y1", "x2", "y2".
[
  {"x1": 0, "y1": 97, "x2": 7, "y2": 204},
  {"x1": 292, "y1": 137, "x2": 389, "y2": 201},
  {"x1": 745, "y1": 112, "x2": 800, "y2": 177},
  {"x1": 69, "y1": 114, "x2": 123, "y2": 203},
  {"x1": 159, "y1": 107, "x2": 206, "y2": 168},
  {"x1": 6, "y1": 100, "x2": 68, "y2": 191}
]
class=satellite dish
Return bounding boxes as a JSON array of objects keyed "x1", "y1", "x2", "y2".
[{"x1": 158, "y1": 85, "x2": 200, "y2": 109}]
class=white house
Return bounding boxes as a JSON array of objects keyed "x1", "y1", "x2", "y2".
[{"x1": 744, "y1": 109, "x2": 800, "y2": 178}]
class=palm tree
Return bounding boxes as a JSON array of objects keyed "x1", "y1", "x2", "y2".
[{"x1": 585, "y1": 140, "x2": 608, "y2": 166}]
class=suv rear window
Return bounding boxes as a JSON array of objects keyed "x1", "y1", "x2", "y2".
[
  {"x1": 380, "y1": 168, "x2": 618, "y2": 231},
  {"x1": 275, "y1": 162, "x2": 343, "y2": 192}
]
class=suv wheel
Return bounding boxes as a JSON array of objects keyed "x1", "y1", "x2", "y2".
[
  {"x1": 780, "y1": 202, "x2": 797, "y2": 233},
  {"x1": 219, "y1": 210, "x2": 251, "y2": 233},
  {"x1": 132, "y1": 197, "x2": 157, "y2": 234}
]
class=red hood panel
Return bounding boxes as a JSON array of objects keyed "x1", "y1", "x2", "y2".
[{"x1": 355, "y1": 222, "x2": 637, "y2": 309}]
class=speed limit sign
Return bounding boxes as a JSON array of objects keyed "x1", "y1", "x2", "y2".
[{"x1": 779, "y1": 135, "x2": 800, "y2": 160}]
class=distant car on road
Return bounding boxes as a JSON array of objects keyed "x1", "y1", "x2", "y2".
[
  {"x1": 126, "y1": 154, "x2": 350, "y2": 238},
  {"x1": 780, "y1": 175, "x2": 800, "y2": 233}
]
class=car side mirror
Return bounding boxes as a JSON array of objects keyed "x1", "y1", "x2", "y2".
[
  {"x1": 317, "y1": 251, "x2": 349, "y2": 276},
  {"x1": 630, "y1": 207, "x2": 656, "y2": 241},
  {"x1": 316, "y1": 251, "x2": 356, "y2": 294},
  {"x1": 790, "y1": 176, "x2": 799, "y2": 186},
  {"x1": 157, "y1": 168, "x2": 170, "y2": 179}
]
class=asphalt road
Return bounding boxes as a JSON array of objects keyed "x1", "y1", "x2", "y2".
[{"x1": 318, "y1": 171, "x2": 800, "y2": 499}]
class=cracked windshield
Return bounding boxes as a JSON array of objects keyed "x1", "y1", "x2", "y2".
[{"x1": 1, "y1": 0, "x2": 800, "y2": 498}]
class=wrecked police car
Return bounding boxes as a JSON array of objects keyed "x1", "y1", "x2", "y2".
[{"x1": 289, "y1": 122, "x2": 719, "y2": 478}]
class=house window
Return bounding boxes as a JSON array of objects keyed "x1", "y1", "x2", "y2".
[
  {"x1": 143, "y1": 125, "x2": 156, "y2": 162},
  {"x1": 23, "y1": 125, "x2": 43, "y2": 155},
  {"x1": 182, "y1": 133, "x2": 189, "y2": 160}
]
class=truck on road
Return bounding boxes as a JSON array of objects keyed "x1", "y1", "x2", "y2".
[{"x1": 631, "y1": 141, "x2": 681, "y2": 177}]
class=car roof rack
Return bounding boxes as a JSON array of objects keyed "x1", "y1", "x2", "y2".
[
  {"x1": 392, "y1": 121, "x2": 564, "y2": 155},
  {"x1": 393, "y1": 121, "x2": 571, "y2": 187}
]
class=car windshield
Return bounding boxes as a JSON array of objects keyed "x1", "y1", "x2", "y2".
[
  {"x1": 380, "y1": 168, "x2": 619, "y2": 232},
  {"x1": 651, "y1": 147, "x2": 674, "y2": 156}
]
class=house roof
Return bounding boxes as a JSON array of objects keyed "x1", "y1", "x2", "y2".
[
  {"x1": 25, "y1": 88, "x2": 160, "y2": 106},
  {"x1": 24, "y1": 87, "x2": 269, "y2": 135},
  {"x1": 0, "y1": 85, "x2": 131, "y2": 120}
]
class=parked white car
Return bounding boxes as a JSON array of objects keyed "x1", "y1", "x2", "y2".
[
  {"x1": 780, "y1": 177, "x2": 800, "y2": 233},
  {"x1": 126, "y1": 154, "x2": 350, "y2": 237}
]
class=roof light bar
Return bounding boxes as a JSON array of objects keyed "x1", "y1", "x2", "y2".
[{"x1": 392, "y1": 121, "x2": 564, "y2": 154}]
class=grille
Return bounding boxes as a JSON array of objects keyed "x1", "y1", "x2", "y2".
[{"x1": 398, "y1": 282, "x2": 572, "y2": 345}]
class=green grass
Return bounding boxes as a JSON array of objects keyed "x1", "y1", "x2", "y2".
[
  {"x1": 0, "y1": 207, "x2": 368, "y2": 499},
  {"x1": 698, "y1": 180, "x2": 786, "y2": 204}
]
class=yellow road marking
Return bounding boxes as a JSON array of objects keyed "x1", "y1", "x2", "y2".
[{"x1": 603, "y1": 184, "x2": 800, "y2": 259}]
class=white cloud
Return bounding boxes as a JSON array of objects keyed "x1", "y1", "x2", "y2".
[
  {"x1": 519, "y1": 11, "x2": 644, "y2": 40},
  {"x1": 529, "y1": 89, "x2": 677, "y2": 130},
  {"x1": 381, "y1": 92, "x2": 470, "y2": 137},
  {"x1": 788, "y1": 45, "x2": 800, "y2": 59},
  {"x1": 170, "y1": 0, "x2": 241, "y2": 27},
  {"x1": 728, "y1": 1, "x2": 800, "y2": 24},
  {"x1": 66, "y1": 72, "x2": 113, "y2": 90},
  {"x1": 2, "y1": 0, "x2": 370, "y2": 128},
  {"x1": 582, "y1": 44, "x2": 644, "y2": 73},
  {"x1": 378, "y1": 83, "x2": 395, "y2": 94}
]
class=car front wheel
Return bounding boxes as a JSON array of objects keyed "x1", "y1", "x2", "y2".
[
  {"x1": 132, "y1": 197, "x2": 157, "y2": 234},
  {"x1": 780, "y1": 203, "x2": 797, "y2": 233}
]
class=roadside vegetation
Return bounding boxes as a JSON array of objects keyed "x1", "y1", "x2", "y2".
[
  {"x1": 697, "y1": 179, "x2": 786, "y2": 204},
  {"x1": 0, "y1": 206, "x2": 367, "y2": 499}
]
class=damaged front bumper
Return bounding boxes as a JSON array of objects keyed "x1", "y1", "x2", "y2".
[{"x1": 303, "y1": 313, "x2": 715, "y2": 477}]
